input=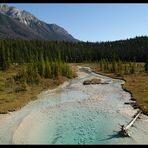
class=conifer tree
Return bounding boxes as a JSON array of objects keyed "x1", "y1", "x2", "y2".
[
  {"x1": 44, "y1": 57, "x2": 51, "y2": 78},
  {"x1": 145, "y1": 57, "x2": 148, "y2": 74},
  {"x1": 38, "y1": 54, "x2": 45, "y2": 77}
]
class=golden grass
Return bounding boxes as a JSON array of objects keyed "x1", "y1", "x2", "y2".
[
  {"x1": 123, "y1": 74, "x2": 148, "y2": 114},
  {"x1": 0, "y1": 64, "x2": 74, "y2": 114}
]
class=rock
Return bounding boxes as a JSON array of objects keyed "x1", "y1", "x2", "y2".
[
  {"x1": 130, "y1": 97, "x2": 135, "y2": 101},
  {"x1": 124, "y1": 102, "x2": 130, "y2": 105},
  {"x1": 131, "y1": 103, "x2": 138, "y2": 109},
  {"x1": 100, "y1": 82, "x2": 109, "y2": 85},
  {"x1": 0, "y1": 111, "x2": 8, "y2": 114},
  {"x1": 8, "y1": 109, "x2": 16, "y2": 112},
  {"x1": 124, "y1": 102, "x2": 136, "y2": 105},
  {"x1": 83, "y1": 78, "x2": 101, "y2": 85}
]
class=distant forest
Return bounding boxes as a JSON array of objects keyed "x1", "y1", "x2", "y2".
[{"x1": 0, "y1": 36, "x2": 148, "y2": 71}]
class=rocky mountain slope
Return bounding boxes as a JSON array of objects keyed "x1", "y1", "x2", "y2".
[{"x1": 0, "y1": 4, "x2": 78, "y2": 42}]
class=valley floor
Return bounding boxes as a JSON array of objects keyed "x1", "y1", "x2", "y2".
[
  {"x1": 0, "y1": 65, "x2": 148, "y2": 144},
  {"x1": 0, "y1": 63, "x2": 148, "y2": 116},
  {"x1": 73, "y1": 63, "x2": 148, "y2": 115}
]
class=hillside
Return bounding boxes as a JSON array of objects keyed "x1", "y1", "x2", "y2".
[{"x1": 0, "y1": 4, "x2": 78, "y2": 42}]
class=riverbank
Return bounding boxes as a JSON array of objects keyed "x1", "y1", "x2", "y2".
[
  {"x1": 74, "y1": 63, "x2": 148, "y2": 115},
  {"x1": 93, "y1": 72, "x2": 148, "y2": 115},
  {"x1": 7, "y1": 67, "x2": 148, "y2": 144},
  {"x1": 2, "y1": 63, "x2": 147, "y2": 115},
  {"x1": 0, "y1": 65, "x2": 148, "y2": 144},
  {"x1": 0, "y1": 79, "x2": 72, "y2": 144},
  {"x1": 0, "y1": 64, "x2": 77, "y2": 114}
]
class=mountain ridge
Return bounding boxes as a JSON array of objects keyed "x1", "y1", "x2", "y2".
[{"x1": 0, "y1": 4, "x2": 78, "y2": 42}]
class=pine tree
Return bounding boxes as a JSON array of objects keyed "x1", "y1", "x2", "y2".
[
  {"x1": 129, "y1": 62, "x2": 135, "y2": 74},
  {"x1": 144, "y1": 57, "x2": 148, "y2": 74},
  {"x1": 26, "y1": 63, "x2": 40, "y2": 84},
  {"x1": 1, "y1": 46, "x2": 6, "y2": 70},
  {"x1": 99, "y1": 59, "x2": 103, "y2": 71},
  {"x1": 117, "y1": 59, "x2": 122, "y2": 75},
  {"x1": 44, "y1": 57, "x2": 51, "y2": 78},
  {"x1": 38, "y1": 54, "x2": 45, "y2": 78},
  {"x1": 111, "y1": 60, "x2": 117, "y2": 73},
  {"x1": 5, "y1": 48, "x2": 11, "y2": 69}
]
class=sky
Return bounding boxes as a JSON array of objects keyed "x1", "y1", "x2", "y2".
[{"x1": 5, "y1": 3, "x2": 148, "y2": 42}]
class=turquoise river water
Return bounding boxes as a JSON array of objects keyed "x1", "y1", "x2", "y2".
[{"x1": 0, "y1": 66, "x2": 148, "y2": 144}]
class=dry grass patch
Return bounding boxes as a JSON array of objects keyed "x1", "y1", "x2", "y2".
[
  {"x1": 123, "y1": 74, "x2": 148, "y2": 114},
  {"x1": 0, "y1": 65, "x2": 71, "y2": 114}
]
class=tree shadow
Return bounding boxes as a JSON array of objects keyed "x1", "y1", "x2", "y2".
[{"x1": 98, "y1": 131, "x2": 126, "y2": 142}]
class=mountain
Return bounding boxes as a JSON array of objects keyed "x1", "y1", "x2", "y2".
[
  {"x1": 0, "y1": 4, "x2": 78, "y2": 42},
  {"x1": 0, "y1": 12, "x2": 46, "y2": 40}
]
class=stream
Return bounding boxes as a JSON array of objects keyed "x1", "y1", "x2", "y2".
[{"x1": 0, "y1": 66, "x2": 148, "y2": 144}]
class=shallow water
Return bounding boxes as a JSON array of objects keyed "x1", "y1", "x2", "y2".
[{"x1": 0, "y1": 66, "x2": 148, "y2": 144}]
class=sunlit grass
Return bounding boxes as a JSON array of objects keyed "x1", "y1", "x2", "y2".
[
  {"x1": 123, "y1": 73, "x2": 148, "y2": 114},
  {"x1": 0, "y1": 64, "x2": 76, "y2": 114}
]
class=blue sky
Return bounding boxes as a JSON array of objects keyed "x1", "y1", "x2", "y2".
[{"x1": 5, "y1": 3, "x2": 148, "y2": 42}]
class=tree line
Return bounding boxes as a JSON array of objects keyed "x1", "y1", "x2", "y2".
[{"x1": 0, "y1": 36, "x2": 148, "y2": 75}]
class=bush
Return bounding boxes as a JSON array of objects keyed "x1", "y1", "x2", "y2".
[{"x1": 15, "y1": 84, "x2": 27, "y2": 93}]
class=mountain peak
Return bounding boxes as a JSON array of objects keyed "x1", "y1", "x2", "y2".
[
  {"x1": 0, "y1": 5, "x2": 78, "y2": 42},
  {"x1": 0, "y1": 5, "x2": 38, "y2": 26},
  {"x1": 0, "y1": 4, "x2": 9, "y2": 12}
]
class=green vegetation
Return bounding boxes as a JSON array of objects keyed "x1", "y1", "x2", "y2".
[
  {"x1": 98, "y1": 59, "x2": 142, "y2": 76},
  {"x1": 0, "y1": 40, "x2": 77, "y2": 113},
  {"x1": 1, "y1": 36, "x2": 148, "y2": 71},
  {"x1": 0, "y1": 64, "x2": 76, "y2": 113},
  {"x1": 0, "y1": 37, "x2": 148, "y2": 114},
  {"x1": 144, "y1": 57, "x2": 148, "y2": 74}
]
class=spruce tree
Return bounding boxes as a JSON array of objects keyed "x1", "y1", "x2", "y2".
[
  {"x1": 38, "y1": 54, "x2": 45, "y2": 78},
  {"x1": 145, "y1": 57, "x2": 148, "y2": 74},
  {"x1": 44, "y1": 57, "x2": 51, "y2": 78}
]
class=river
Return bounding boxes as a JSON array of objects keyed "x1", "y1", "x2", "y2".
[{"x1": 0, "y1": 66, "x2": 148, "y2": 144}]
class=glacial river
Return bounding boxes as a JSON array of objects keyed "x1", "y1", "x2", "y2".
[{"x1": 0, "y1": 66, "x2": 148, "y2": 144}]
